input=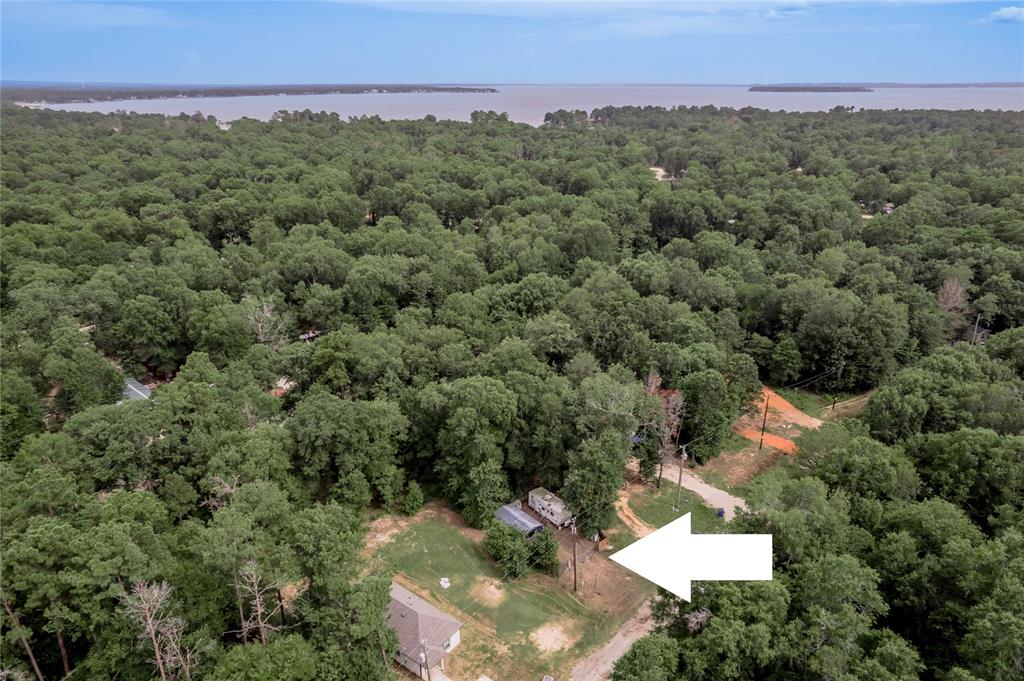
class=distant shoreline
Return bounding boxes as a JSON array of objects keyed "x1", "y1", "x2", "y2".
[
  {"x1": 3, "y1": 81, "x2": 1021, "y2": 104},
  {"x1": 750, "y1": 86, "x2": 873, "y2": 93},
  {"x1": 9, "y1": 83, "x2": 1021, "y2": 123},
  {"x1": 0, "y1": 83, "x2": 499, "y2": 104}
]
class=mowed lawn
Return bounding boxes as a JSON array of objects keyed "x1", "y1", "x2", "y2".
[
  {"x1": 378, "y1": 515, "x2": 645, "y2": 681},
  {"x1": 628, "y1": 482, "x2": 725, "y2": 534}
]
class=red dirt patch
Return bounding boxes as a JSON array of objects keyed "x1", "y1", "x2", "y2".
[
  {"x1": 732, "y1": 387, "x2": 822, "y2": 454},
  {"x1": 741, "y1": 431, "x2": 798, "y2": 454},
  {"x1": 760, "y1": 387, "x2": 822, "y2": 430}
]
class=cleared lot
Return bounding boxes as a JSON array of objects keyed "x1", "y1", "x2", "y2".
[{"x1": 372, "y1": 509, "x2": 652, "y2": 681}]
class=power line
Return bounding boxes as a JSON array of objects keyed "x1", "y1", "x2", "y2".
[
  {"x1": 384, "y1": 362, "x2": 880, "y2": 635},
  {"x1": 398, "y1": 362, "x2": 854, "y2": 626},
  {"x1": 477, "y1": 368, "x2": 839, "y2": 605},
  {"x1": 675, "y1": 361, "x2": 874, "y2": 459},
  {"x1": 456, "y1": 494, "x2": 615, "y2": 625}
]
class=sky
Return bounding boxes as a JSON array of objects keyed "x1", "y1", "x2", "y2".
[{"x1": 2, "y1": 1, "x2": 1022, "y2": 84}]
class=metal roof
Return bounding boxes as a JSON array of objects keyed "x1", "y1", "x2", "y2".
[
  {"x1": 388, "y1": 583, "x2": 461, "y2": 669},
  {"x1": 494, "y1": 503, "x2": 543, "y2": 535},
  {"x1": 122, "y1": 378, "x2": 151, "y2": 401}
]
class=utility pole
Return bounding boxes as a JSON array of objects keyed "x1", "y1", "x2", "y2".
[
  {"x1": 420, "y1": 639, "x2": 432, "y2": 681},
  {"x1": 758, "y1": 394, "x2": 771, "y2": 450},
  {"x1": 831, "y1": 362, "x2": 846, "y2": 412},
  {"x1": 971, "y1": 312, "x2": 981, "y2": 344},
  {"x1": 674, "y1": 443, "x2": 687, "y2": 512},
  {"x1": 665, "y1": 398, "x2": 683, "y2": 492},
  {"x1": 571, "y1": 521, "x2": 578, "y2": 593}
]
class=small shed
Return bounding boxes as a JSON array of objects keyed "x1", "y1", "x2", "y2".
[
  {"x1": 494, "y1": 502, "x2": 543, "y2": 537},
  {"x1": 122, "y1": 378, "x2": 151, "y2": 402},
  {"x1": 529, "y1": 488, "x2": 572, "y2": 528}
]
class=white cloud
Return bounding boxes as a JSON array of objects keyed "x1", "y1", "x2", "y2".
[{"x1": 989, "y1": 6, "x2": 1024, "y2": 22}]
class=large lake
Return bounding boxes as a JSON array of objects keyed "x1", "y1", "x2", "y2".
[{"x1": 40, "y1": 84, "x2": 1024, "y2": 125}]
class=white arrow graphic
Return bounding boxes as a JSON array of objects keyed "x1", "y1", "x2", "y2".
[{"x1": 609, "y1": 513, "x2": 772, "y2": 601}]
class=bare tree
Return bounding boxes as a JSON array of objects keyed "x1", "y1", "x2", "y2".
[
  {"x1": 120, "y1": 581, "x2": 173, "y2": 681},
  {"x1": 641, "y1": 373, "x2": 686, "y2": 460},
  {"x1": 684, "y1": 607, "x2": 712, "y2": 633},
  {"x1": 660, "y1": 391, "x2": 685, "y2": 461},
  {"x1": 120, "y1": 581, "x2": 204, "y2": 681},
  {"x1": 241, "y1": 297, "x2": 289, "y2": 350},
  {"x1": 237, "y1": 562, "x2": 283, "y2": 645},
  {"x1": 0, "y1": 668, "x2": 32, "y2": 681},
  {"x1": 158, "y1": 616, "x2": 203, "y2": 681},
  {"x1": 937, "y1": 277, "x2": 968, "y2": 330},
  {"x1": 639, "y1": 373, "x2": 663, "y2": 431}
]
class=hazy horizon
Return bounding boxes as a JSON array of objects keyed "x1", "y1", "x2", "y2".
[
  {"x1": 3, "y1": 1, "x2": 1022, "y2": 84},
  {"x1": 6, "y1": 79, "x2": 1024, "y2": 87}
]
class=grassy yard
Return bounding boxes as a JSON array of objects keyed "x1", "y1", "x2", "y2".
[
  {"x1": 628, "y1": 482, "x2": 724, "y2": 533},
  {"x1": 775, "y1": 387, "x2": 850, "y2": 419},
  {"x1": 378, "y1": 515, "x2": 648, "y2": 681},
  {"x1": 719, "y1": 430, "x2": 752, "y2": 454}
]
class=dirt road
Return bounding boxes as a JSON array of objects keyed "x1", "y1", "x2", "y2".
[
  {"x1": 568, "y1": 386, "x2": 825, "y2": 680},
  {"x1": 572, "y1": 437, "x2": 751, "y2": 680},
  {"x1": 658, "y1": 460, "x2": 747, "y2": 520},
  {"x1": 569, "y1": 601, "x2": 654, "y2": 681},
  {"x1": 615, "y1": 484, "x2": 657, "y2": 538},
  {"x1": 827, "y1": 390, "x2": 874, "y2": 419}
]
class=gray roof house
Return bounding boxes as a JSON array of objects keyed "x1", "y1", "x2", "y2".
[
  {"x1": 121, "y1": 378, "x2": 152, "y2": 402},
  {"x1": 494, "y1": 502, "x2": 543, "y2": 536},
  {"x1": 389, "y1": 583, "x2": 462, "y2": 679}
]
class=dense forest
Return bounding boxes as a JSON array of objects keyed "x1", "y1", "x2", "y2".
[{"x1": 1, "y1": 103, "x2": 1022, "y2": 681}]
